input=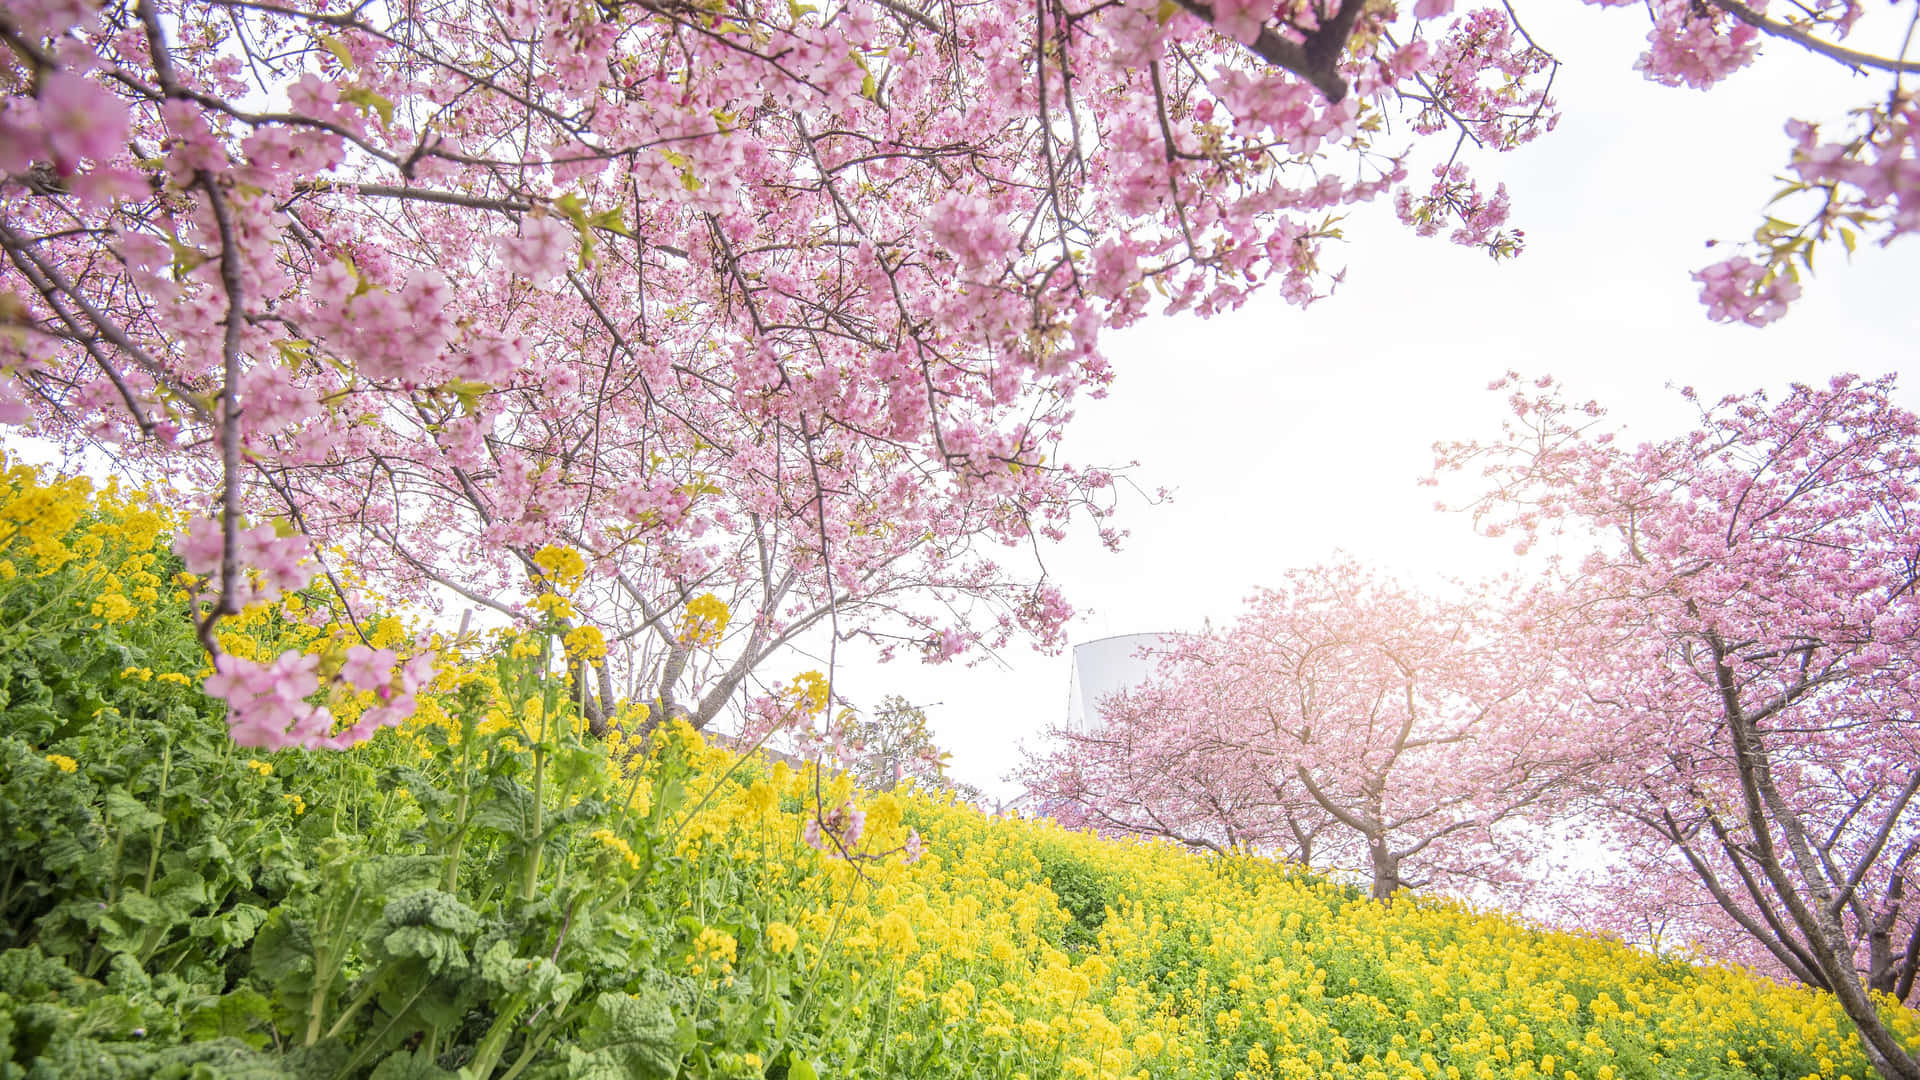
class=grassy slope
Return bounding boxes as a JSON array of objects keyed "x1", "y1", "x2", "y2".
[{"x1": 2, "y1": 455, "x2": 1916, "y2": 1080}]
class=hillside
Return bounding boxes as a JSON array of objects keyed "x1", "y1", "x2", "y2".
[{"x1": 2, "y1": 457, "x2": 1916, "y2": 1079}]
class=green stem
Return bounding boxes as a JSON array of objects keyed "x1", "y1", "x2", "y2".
[
  {"x1": 444, "y1": 700, "x2": 481, "y2": 894},
  {"x1": 304, "y1": 884, "x2": 362, "y2": 1046},
  {"x1": 0, "y1": 861, "x2": 18, "y2": 921},
  {"x1": 789, "y1": 873, "x2": 855, "y2": 1035},
  {"x1": 523, "y1": 743, "x2": 545, "y2": 901},
  {"x1": 498, "y1": 1006, "x2": 587, "y2": 1080},
  {"x1": 464, "y1": 995, "x2": 531, "y2": 1079},
  {"x1": 143, "y1": 737, "x2": 172, "y2": 896},
  {"x1": 106, "y1": 828, "x2": 126, "y2": 903},
  {"x1": 327, "y1": 982, "x2": 427, "y2": 1080},
  {"x1": 324, "y1": 968, "x2": 386, "y2": 1041}
]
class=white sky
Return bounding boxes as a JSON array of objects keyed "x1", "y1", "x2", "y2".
[{"x1": 809, "y1": 0, "x2": 1920, "y2": 800}]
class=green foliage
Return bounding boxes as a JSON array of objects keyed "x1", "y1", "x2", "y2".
[{"x1": 1032, "y1": 844, "x2": 1113, "y2": 953}]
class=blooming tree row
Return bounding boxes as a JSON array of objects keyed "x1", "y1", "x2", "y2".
[
  {"x1": 1030, "y1": 375, "x2": 1920, "y2": 1079},
  {"x1": 1436, "y1": 373, "x2": 1920, "y2": 1078},
  {"x1": 1019, "y1": 561, "x2": 1590, "y2": 899}
]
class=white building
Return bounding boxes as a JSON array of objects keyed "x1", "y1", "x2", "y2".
[{"x1": 1065, "y1": 632, "x2": 1188, "y2": 733}]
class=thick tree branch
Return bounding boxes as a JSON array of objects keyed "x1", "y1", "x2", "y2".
[
  {"x1": 1701, "y1": 0, "x2": 1920, "y2": 73},
  {"x1": 1171, "y1": 0, "x2": 1360, "y2": 101}
]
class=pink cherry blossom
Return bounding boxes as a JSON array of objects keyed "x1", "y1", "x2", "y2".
[
  {"x1": 0, "y1": 0, "x2": 1908, "y2": 772},
  {"x1": 1692, "y1": 255, "x2": 1800, "y2": 326},
  {"x1": 340, "y1": 644, "x2": 399, "y2": 693},
  {"x1": 1432, "y1": 372, "x2": 1920, "y2": 1066},
  {"x1": 498, "y1": 216, "x2": 574, "y2": 288}
]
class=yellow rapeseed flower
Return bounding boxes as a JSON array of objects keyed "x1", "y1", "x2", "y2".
[
  {"x1": 591, "y1": 828, "x2": 641, "y2": 870},
  {"x1": 563, "y1": 624, "x2": 607, "y2": 661},
  {"x1": 767, "y1": 921, "x2": 799, "y2": 953},
  {"x1": 533, "y1": 544, "x2": 587, "y2": 588},
  {"x1": 677, "y1": 592, "x2": 729, "y2": 647},
  {"x1": 689, "y1": 926, "x2": 738, "y2": 974},
  {"x1": 528, "y1": 592, "x2": 576, "y2": 621}
]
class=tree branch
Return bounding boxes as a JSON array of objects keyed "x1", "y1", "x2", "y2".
[{"x1": 1701, "y1": 0, "x2": 1920, "y2": 73}]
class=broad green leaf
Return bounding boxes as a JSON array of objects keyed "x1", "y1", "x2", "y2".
[
  {"x1": 318, "y1": 35, "x2": 355, "y2": 70},
  {"x1": 340, "y1": 86, "x2": 395, "y2": 128}
]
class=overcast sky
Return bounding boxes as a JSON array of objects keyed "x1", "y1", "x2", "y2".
[{"x1": 804, "y1": 0, "x2": 1920, "y2": 799}]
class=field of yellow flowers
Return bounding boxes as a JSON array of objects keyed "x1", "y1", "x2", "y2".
[{"x1": 2, "y1": 453, "x2": 1916, "y2": 1080}]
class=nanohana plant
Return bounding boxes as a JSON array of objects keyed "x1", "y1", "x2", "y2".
[
  {"x1": 2, "y1": 0, "x2": 1917, "y2": 742},
  {"x1": 7, "y1": 464, "x2": 1920, "y2": 1080}
]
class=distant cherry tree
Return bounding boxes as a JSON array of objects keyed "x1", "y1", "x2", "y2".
[
  {"x1": 1024, "y1": 560, "x2": 1590, "y2": 898},
  {"x1": 1435, "y1": 373, "x2": 1920, "y2": 1079}
]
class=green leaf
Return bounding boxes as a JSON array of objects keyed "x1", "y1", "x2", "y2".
[
  {"x1": 564, "y1": 990, "x2": 681, "y2": 1080},
  {"x1": 191, "y1": 903, "x2": 269, "y2": 951},
  {"x1": 373, "y1": 890, "x2": 480, "y2": 977},
  {"x1": 339, "y1": 86, "x2": 395, "y2": 128},
  {"x1": 250, "y1": 909, "x2": 316, "y2": 988},
  {"x1": 319, "y1": 34, "x2": 356, "y2": 71},
  {"x1": 183, "y1": 989, "x2": 275, "y2": 1049},
  {"x1": 151, "y1": 868, "x2": 209, "y2": 919},
  {"x1": 368, "y1": 1047, "x2": 457, "y2": 1080},
  {"x1": 165, "y1": 236, "x2": 210, "y2": 279},
  {"x1": 555, "y1": 192, "x2": 590, "y2": 231},
  {"x1": 588, "y1": 208, "x2": 632, "y2": 238}
]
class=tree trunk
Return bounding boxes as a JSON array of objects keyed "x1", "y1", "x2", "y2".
[
  {"x1": 570, "y1": 660, "x2": 610, "y2": 739},
  {"x1": 1711, "y1": 647, "x2": 1920, "y2": 1080},
  {"x1": 1368, "y1": 836, "x2": 1403, "y2": 900}
]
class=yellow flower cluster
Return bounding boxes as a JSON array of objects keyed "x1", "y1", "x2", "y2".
[
  {"x1": 0, "y1": 459, "x2": 93, "y2": 572},
  {"x1": 690, "y1": 925, "x2": 739, "y2": 975},
  {"x1": 622, "y1": 725, "x2": 1919, "y2": 1080},
  {"x1": 563, "y1": 624, "x2": 607, "y2": 662},
  {"x1": 1, "y1": 453, "x2": 176, "y2": 630},
  {"x1": 767, "y1": 921, "x2": 799, "y2": 953},
  {"x1": 789, "y1": 670, "x2": 830, "y2": 717},
  {"x1": 121, "y1": 666, "x2": 193, "y2": 686},
  {"x1": 528, "y1": 592, "x2": 576, "y2": 621},
  {"x1": 533, "y1": 544, "x2": 587, "y2": 589},
  {"x1": 678, "y1": 592, "x2": 729, "y2": 647},
  {"x1": 590, "y1": 827, "x2": 640, "y2": 870}
]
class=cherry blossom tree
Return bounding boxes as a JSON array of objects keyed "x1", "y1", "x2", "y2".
[
  {"x1": 1434, "y1": 373, "x2": 1920, "y2": 1079},
  {"x1": 1019, "y1": 675, "x2": 1341, "y2": 858},
  {"x1": 1023, "y1": 561, "x2": 1591, "y2": 898},
  {"x1": 2, "y1": 0, "x2": 1915, "y2": 745}
]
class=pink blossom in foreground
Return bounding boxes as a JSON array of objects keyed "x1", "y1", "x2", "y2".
[
  {"x1": 340, "y1": 645, "x2": 399, "y2": 694},
  {"x1": 35, "y1": 73, "x2": 128, "y2": 175},
  {"x1": 1692, "y1": 255, "x2": 1800, "y2": 326},
  {"x1": 802, "y1": 801, "x2": 866, "y2": 854},
  {"x1": 497, "y1": 217, "x2": 574, "y2": 288},
  {"x1": 206, "y1": 648, "x2": 430, "y2": 751}
]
